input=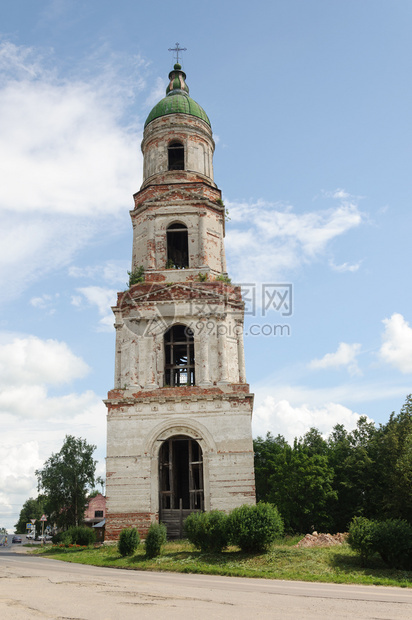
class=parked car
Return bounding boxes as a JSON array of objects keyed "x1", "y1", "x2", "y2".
[
  {"x1": 12, "y1": 536, "x2": 22, "y2": 543},
  {"x1": 26, "y1": 532, "x2": 35, "y2": 539}
]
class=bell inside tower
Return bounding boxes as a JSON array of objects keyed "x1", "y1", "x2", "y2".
[{"x1": 164, "y1": 324, "x2": 195, "y2": 386}]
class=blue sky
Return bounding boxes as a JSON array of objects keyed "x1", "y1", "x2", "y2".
[{"x1": 1, "y1": 0, "x2": 412, "y2": 532}]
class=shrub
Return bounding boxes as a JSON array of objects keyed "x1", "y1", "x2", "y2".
[
  {"x1": 145, "y1": 523, "x2": 167, "y2": 558},
  {"x1": 348, "y1": 517, "x2": 412, "y2": 569},
  {"x1": 185, "y1": 511, "x2": 229, "y2": 553},
  {"x1": 128, "y1": 265, "x2": 144, "y2": 286},
  {"x1": 118, "y1": 527, "x2": 140, "y2": 557},
  {"x1": 373, "y1": 519, "x2": 412, "y2": 570},
  {"x1": 215, "y1": 274, "x2": 232, "y2": 284},
  {"x1": 52, "y1": 526, "x2": 96, "y2": 546},
  {"x1": 69, "y1": 526, "x2": 96, "y2": 546},
  {"x1": 228, "y1": 502, "x2": 284, "y2": 553},
  {"x1": 52, "y1": 531, "x2": 72, "y2": 545},
  {"x1": 348, "y1": 516, "x2": 376, "y2": 566}
]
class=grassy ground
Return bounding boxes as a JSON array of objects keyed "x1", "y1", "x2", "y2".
[{"x1": 29, "y1": 536, "x2": 412, "y2": 587}]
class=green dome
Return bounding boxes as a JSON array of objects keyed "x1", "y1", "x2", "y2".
[
  {"x1": 144, "y1": 64, "x2": 211, "y2": 128},
  {"x1": 145, "y1": 94, "x2": 210, "y2": 127}
]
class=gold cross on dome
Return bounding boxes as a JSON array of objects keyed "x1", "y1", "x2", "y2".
[{"x1": 168, "y1": 42, "x2": 187, "y2": 64}]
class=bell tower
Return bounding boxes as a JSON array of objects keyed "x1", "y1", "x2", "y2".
[{"x1": 105, "y1": 61, "x2": 255, "y2": 540}]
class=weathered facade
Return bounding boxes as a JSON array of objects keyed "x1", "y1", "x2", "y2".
[{"x1": 105, "y1": 63, "x2": 255, "y2": 540}]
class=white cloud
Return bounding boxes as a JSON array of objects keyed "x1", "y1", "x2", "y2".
[
  {"x1": 0, "y1": 398, "x2": 107, "y2": 532},
  {"x1": 0, "y1": 216, "x2": 102, "y2": 301},
  {"x1": 254, "y1": 379, "x2": 411, "y2": 410},
  {"x1": 0, "y1": 61, "x2": 139, "y2": 216},
  {"x1": 145, "y1": 76, "x2": 166, "y2": 107},
  {"x1": 0, "y1": 41, "x2": 143, "y2": 300},
  {"x1": 0, "y1": 384, "x2": 99, "y2": 420},
  {"x1": 309, "y1": 342, "x2": 362, "y2": 376},
  {"x1": 0, "y1": 333, "x2": 106, "y2": 532},
  {"x1": 99, "y1": 314, "x2": 116, "y2": 330},
  {"x1": 0, "y1": 335, "x2": 89, "y2": 386},
  {"x1": 29, "y1": 293, "x2": 60, "y2": 315},
  {"x1": 0, "y1": 40, "x2": 45, "y2": 80},
  {"x1": 379, "y1": 313, "x2": 412, "y2": 373},
  {"x1": 68, "y1": 260, "x2": 129, "y2": 285},
  {"x1": 329, "y1": 260, "x2": 361, "y2": 273},
  {"x1": 30, "y1": 294, "x2": 54, "y2": 309},
  {"x1": 322, "y1": 188, "x2": 351, "y2": 200},
  {"x1": 252, "y1": 396, "x2": 367, "y2": 443},
  {"x1": 331, "y1": 189, "x2": 350, "y2": 200},
  {"x1": 76, "y1": 286, "x2": 117, "y2": 314},
  {"x1": 225, "y1": 197, "x2": 363, "y2": 284},
  {"x1": 74, "y1": 286, "x2": 117, "y2": 330},
  {"x1": 70, "y1": 295, "x2": 83, "y2": 307},
  {"x1": 0, "y1": 442, "x2": 43, "y2": 497}
]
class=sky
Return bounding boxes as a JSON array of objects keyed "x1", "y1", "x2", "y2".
[{"x1": 1, "y1": 0, "x2": 412, "y2": 532}]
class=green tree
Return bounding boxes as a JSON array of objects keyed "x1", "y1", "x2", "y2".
[
  {"x1": 372, "y1": 396, "x2": 412, "y2": 521},
  {"x1": 36, "y1": 435, "x2": 97, "y2": 530},
  {"x1": 88, "y1": 476, "x2": 105, "y2": 498},
  {"x1": 268, "y1": 443, "x2": 337, "y2": 533},
  {"x1": 253, "y1": 432, "x2": 288, "y2": 502},
  {"x1": 327, "y1": 418, "x2": 378, "y2": 531},
  {"x1": 254, "y1": 399, "x2": 412, "y2": 533},
  {"x1": 255, "y1": 431, "x2": 336, "y2": 532},
  {"x1": 14, "y1": 496, "x2": 45, "y2": 535},
  {"x1": 299, "y1": 427, "x2": 328, "y2": 456}
]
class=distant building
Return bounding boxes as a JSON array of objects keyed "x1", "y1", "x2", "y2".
[{"x1": 84, "y1": 494, "x2": 105, "y2": 529}]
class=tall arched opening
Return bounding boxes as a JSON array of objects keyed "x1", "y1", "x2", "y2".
[
  {"x1": 159, "y1": 435, "x2": 204, "y2": 537},
  {"x1": 164, "y1": 324, "x2": 195, "y2": 386},
  {"x1": 166, "y1": 222, "x2": 189, "y2": 269}
]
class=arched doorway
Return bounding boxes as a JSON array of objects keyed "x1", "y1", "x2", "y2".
[{"x1": 159, "y1": 436, "x2": 204, "y2": 537}]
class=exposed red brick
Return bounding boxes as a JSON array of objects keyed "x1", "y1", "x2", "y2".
[
  {"x1": 119, "y1": 281, "x2": 243, "y2": 309},
  {"x1": 105, "y1": 512, "x2": 156, "y2": 541},
  {"x1": 133, "y1": 181, "x2": 221, "y2": 209},
  {"x1": 106, "y1": 385, "x2": 252, "y2": 403}
]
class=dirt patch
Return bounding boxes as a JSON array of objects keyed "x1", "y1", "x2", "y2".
[{"x1": 296, "y1": 532, "x2": 348, "y2": 548}]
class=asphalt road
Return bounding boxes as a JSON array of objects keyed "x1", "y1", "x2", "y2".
[{"x1": 0, "y1": 544, "x2": 411, "y2": 619}]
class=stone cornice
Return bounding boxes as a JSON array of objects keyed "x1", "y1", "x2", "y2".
[{"x1": 105, "y1": 384, "x2": 253, "y2": 406}]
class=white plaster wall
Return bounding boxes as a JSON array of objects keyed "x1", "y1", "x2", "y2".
[
  {"x1": 131, "y1": 204, "x2": 225, "y2": 273},
  {"x1": 106, "y1": 396, "x2": 255, "y2": 515},
  {"x1": 113, "y1": 298, "x2": 245, "y2": 389}
]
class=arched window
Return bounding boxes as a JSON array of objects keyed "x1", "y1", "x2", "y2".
[
  {"x1": 164, "y1": 324, "x2": 195, "y2": 386},
  {"x1": 159, "y1": 437, "x2": 204, "y2": 516},
  {"x1": 168, "y1": 141, "x2": 184, "y2": 170},
  {"x1": 167, "y1": 223, "x2": 189, "y2": 268}
]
